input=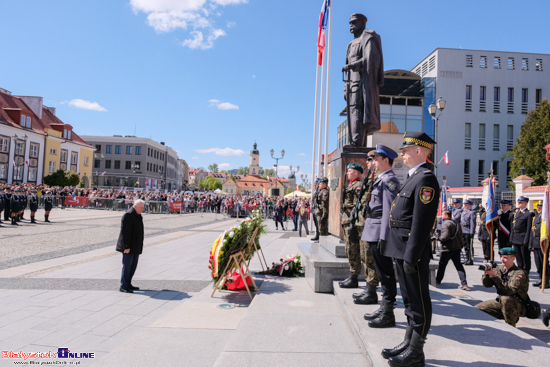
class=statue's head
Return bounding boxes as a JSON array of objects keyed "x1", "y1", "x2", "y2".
[{"x1": 349, "y1": 13, "x2": 367, "y2": 30}]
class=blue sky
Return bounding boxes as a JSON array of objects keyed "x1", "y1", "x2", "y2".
[{"x1": 2, "y1": 0, "x2": 550, "y2": 184}]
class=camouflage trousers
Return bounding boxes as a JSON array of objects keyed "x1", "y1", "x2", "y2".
[
  {"x1": 344, "y1": 226, "x2": 361, "y2": 275},
  {"x1": 360, "y1": 239, "x2": 379, "y2": 286},
  {"x1": 474, "y1": 296, "x2": 526, "y2": 327},
  {"x1": 317, "y1": 213, "x2": 329, "y2": 235}
]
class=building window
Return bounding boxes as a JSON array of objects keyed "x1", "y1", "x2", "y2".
[
  {"x1": 28, "y1": 167, "x2": 37, "y2": 182},
  {"x1": 20, "y1": 115, "x2": 26, "y2": 127},
  {"x1": 507, "y1": 87, "x2": 514, "y2": 113},
  {"x1": 422, "y1": 62, "x2": 428, "y2": 76},
  {"x1": 521, "y1": 88, "x2": 529, "y2": 114},
  {"x1": 134, "y1": 161, "x2": 141, "y2": 170},
  {"x1": 15, "y1": 142, "x2": 24, "y2": 155},
  {"x1": 522, "y1": 58, "x2": 529, "y2": 70},
  {"x1": 506, "y1": 161, "x2": 512, "y2": 182},
  {"x1": 114, "y1": 160, "x2": 120, "y2": 169},
  {"x1": 493, "y1": 161, "x2": 499, "y2": 175},
  {"x1": 71, "y1": 152, "x2": 78, "y2": 165},
  {"x1": 479, "y1": 123, "x2": 486, "y2": 150},
  {"x1": 493, "y1": 124, "x2": 500, "y2": 151},
  {"x1": 536, "y1": 89, "x2": 542, "y2": 107},
  {"x1": 536, "y1": 59, "x2": 543, "y2": 71},
  {"x1": 50, "y1": 148, "x2": 57, "y2": 155},
  {"x1": 465, "y1": 123, "x2": 472, "y2": 149},
  {"x1": 105, "y1": 160, "x2": 112, "y2": 169},
  {"x1": 429, "y1": 55, "x2": 436, "y2": 71},
  {"x1": 106, "y1": 145, "x2": 112, "y2": 154},
  {"x1": 125, "y1": 161, "x2": 132, "y2": 170},
  {"x1": 480, "y1": 86, "x2": 486, "y2": 112},
  {"x1": 94, "y1": 159, "x2": 100, "y2": 169},
  {"x1": 0, "y1": 137, "x2": 9, "y2": 153},
  {"x1": 494, "y1": 56, "x2": 501, "y2": 69},
  {"x1": 68, "y1": 130, "x2": 71, "y2": 140},
  {"x1": 63, "y1": 129, "x2": 67, "y2": 139},
  {"x1": 49, "y1": 161, "x2": 56, "y2": 173},
  {"x1": 507, "y1": 125, "x2": 514, "y2": 151},
  {"x1": 0, "y1": 164, "x2": 7, "y2": 179},
  {"x1": 465, "y1": 85, "x2": 472, "y2": 111},
  {"x1": 30, "y1": 143, "x2": 39, "y2": 157},
  {"x1": 95, "y1": 144, "x2": 101, "y2": 152},
  {"x1": 135, "y1": 146, "x2": 142, "y2": 155},
  {"x1": 466, "y1": 55, "x2": 473, "y2": 67},
  {"x1": 84, "y1": 156, "x2": 89, "y2": 166},
  {"x1": 478, "y1": 160, "x2": 485, "y2": 184},
  {"x1": 480, "y1": 56, "x2": 487, "y2": 68},
  {"x1": 26, "y1": 116, "x2": 31, "y2": 128},
  {"x1": 493, "y1": 87, "x2": 501, "y2": 113},
  {"x1": 14, "y1": 165, "x2": 23, "y2": 181},
  {"x1": 507, "y1": 57, "x2": 515, "y2": 70},
  {"x1": 126, "y1": 146, "x2": 132, "y2": 155},
  {"x1": 60, "y1": 149, "x2": 68, "y2": 163},
  {"x1": 115, "y1": 145, "x2": 121, "y2": 154},
  {"x1": 464, "y1": 159, "x2": 471, "y2": 186}
]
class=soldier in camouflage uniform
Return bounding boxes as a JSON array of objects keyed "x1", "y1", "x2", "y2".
[
  {"x1": 353, "y1": 151, "x2": 380, "y2": 304},
  {"x1": 339, "y1": 163, "x2": 364, "y2": 288},
  {"x1": 475, "y1": 247, "x2": 528, "y2": 327},
  {"x1": 313, "y1": 178, "x2": 330, "y2": 239}
]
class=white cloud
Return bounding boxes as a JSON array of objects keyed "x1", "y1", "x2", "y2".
[
  {"x1": 130, "y1": 0, "x2": 247, "y2": 49},
  {"x1": 208, "y1": 99, "x2": 239, "y2": 110},
  {"x1": 252, "y1": 74, "x2": 256, "y2": 78},
  {"x1": 192, "y1": 156, "x2": 199, "y2": 160},
  {"x1": 195, "y1": 147, "x2": 244, "y2": 156},
  {"x1": 65, "y1": 99, "x2": 107, "y2": 112},
  {"x1": 297, "y1": 153, "x2": 305, "y2": 156},
  {"x1": 218, "y1": 163, "x2": 231, "y2": 169}
]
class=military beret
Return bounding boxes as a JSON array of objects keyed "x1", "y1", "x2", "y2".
[
  {"x1": 453, "y1": 199, "x2": 461, "y2": 204},
  {"x1": 500, "y1": 200, "x2": 512, "y2": 205},
  {"x1": 400, "y1": 132, "x2": 436, "y2": 150},
  {"x1": 499, "y1": 247, "x2": 516, "y2": 256},
  {"x1": 464, "y1": 200, "x2": 473, "y2": 205},
  {"x1": 318, "y1": 177, "x2": 328, "y2": 183},
  {"x1": 374, "y1": 144, "x2": 398, "y2": 160},
  {"x1": 347, "y1": 163, "x2": 364, "y2": 174},
  {"x1": 517, "y1": 196, "x2": 529, "y2": 202}
]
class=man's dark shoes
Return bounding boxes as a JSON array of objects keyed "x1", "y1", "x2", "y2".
[
  {"x1": 353, "y1": 290, "x2": 367, "y2": 299},
  {"x1": 353, "y1": 283, "x2": 378, "y2": 304},
  {"x1": 382, "y1": 326, "x2": 413, "y2": 359},
  {"x1": 339, "y1": 275, "x2": 358, "y2": 288},
  {"x1": 364, "y1": 306, "x2": 383, "y2": 320},
  {"x1": 542, "y1": 308, "x2": 550, "y2": 327},
  {"x1": 388, "y1": 331, "x2": 426, "y2": 367},
  {"x1": 311, "y1": 235, "x2": 319, "y2": 241},
  {"x1": 464, "y1": 260, "x2": 473, "y2": 265},
  {"x1": 119, "y1": 287, "x2": 133, "y2": 293},
  {"x1": 534, "y1": 280, "x2": 542, "y2": 287},
  {"x1": 129, "y1": 285, "x2": 140, "y2": 291}
]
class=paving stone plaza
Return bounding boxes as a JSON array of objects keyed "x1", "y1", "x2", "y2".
[{"x1": 0, "y1": 209, "x2": 549, "y2": 366}]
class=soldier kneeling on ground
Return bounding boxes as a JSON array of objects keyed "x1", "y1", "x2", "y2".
[{"x1": 474, "y1": 247, "x2": 528, "y2": 327}]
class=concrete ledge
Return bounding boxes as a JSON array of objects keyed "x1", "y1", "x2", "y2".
[
  {"x1": 318, "y1": 235, "x2": 346, "y2": 258},
  {"x1": 334, "y1": 281, "x2": 550, "y2": 367}
]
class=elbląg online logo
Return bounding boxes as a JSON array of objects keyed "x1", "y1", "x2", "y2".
[{"x1": 2, "y1": 348, "x2": 94, "y2": 364}]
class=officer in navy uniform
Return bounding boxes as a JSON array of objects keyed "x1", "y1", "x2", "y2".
[
  {"x1": 460, "y1": 199, "x2": 477, "y2": 265},
  {"x1": 509, "y1": 196, "x2": 532, "y2": 273},
  {"x1": 497, "y1": 200, "x2": 513, "y2": 250},
  {"x1": 44, "y1": 191, "x2": 53, "y2": 222},
  {"x1": 531, "y1": 203, "x2": 549, "y2": 288},
  {"x1": 451, "y1": 199, "x2": 462, "y2": 222},
  {"x1": 382, "y1": 132, "x2": 439, "y2": 367},
  {"x1": 29, "y1": 190, "x2": 39, "y2": 224},
  {"x1": 10, "y1": 188, "x2": 21, "y2": 225},
  {"x1": 360, "y1": 144, "x2": 401, "y2": 328},
  {"x1": 0, "y1": 187, "x2": 5, "y2": 225},
  {"x1": 19, "y1": 188, "x2": 28, "y2": 221},
  {"x1": 4, "y1": 187, "x2": 12, "y2": 222}
]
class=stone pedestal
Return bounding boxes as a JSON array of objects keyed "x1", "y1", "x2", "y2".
[{"x1": 326, "y1": 146, "x2": 373, "y2": 239}]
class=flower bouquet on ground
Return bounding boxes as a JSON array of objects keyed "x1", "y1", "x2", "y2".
[
  {"x1": 209, "y1": 209, "x2": 266, "y2": 288},
  {"x1": 257, "y1": 254, "x2": 304, "y2": 278}
]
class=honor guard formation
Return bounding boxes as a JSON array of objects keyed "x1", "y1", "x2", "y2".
[{"x1": 309, "y1": 132, "x2": 550, "y2": 367}]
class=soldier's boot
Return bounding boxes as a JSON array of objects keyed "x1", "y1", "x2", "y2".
[
  {"x1": 30, "y1": 216, "x2": 36, "y2": 224},
  {"x1": 311, "y1": 234, "x2": 319, "y2": 241},
  {"x1": 352, "y1": 290, "x2": 368, "y2": 299},
  {"x1": 338, "y1": 274, "x2": 358, "y2": 288},
  {"x1": 364, "y1": 303, "x2": 384, "y2": 320},
  {"x1": 382, "y1": 325, "x2": 413, "y2": 359},
  {"x1": 354, "y1": 283, "x2": 378, "y2": 304},
  {"x1": 542, "y1": 308, "x2": 550, "y2": 327},
  {"x1": 368, "y1": 302, "x2": 395, "y2": 328},
  {"x1": 388, "y1": 330, "x2": 426, "y2": 367},
  {"x1": 45, "y1": 215, "x2": 50, "y2": 223}
]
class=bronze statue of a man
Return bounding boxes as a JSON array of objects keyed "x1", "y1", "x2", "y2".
[{"x1": 343, "y1": 13, "x2": 384, "y2": 147}]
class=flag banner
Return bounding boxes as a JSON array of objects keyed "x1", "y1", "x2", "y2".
[
  {"x1": 444, "y1": 151, "x2": 449, "y2": 165},
  {"x1": 317, "y1": 0, "x2": 330, "y2": 65},
  {"x1": 486, "y1": 175, "x2": 499, "y2": 231},
  {"x1": 25, "y1": 160, "x2": 29, "y2": 167},
  {"x1": 541, "y1": 186, "x2": 549, "y2": 253}
]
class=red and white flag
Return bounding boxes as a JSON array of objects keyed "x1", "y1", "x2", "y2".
[
  {"x1": 317, "y1": 0, "x2": 330, "y2": 65},
  {"x1": 25, "y1": 160, "x2": 29, "y2": 167},
  {"x1": 443, "y1": 151, "x2": 449, "y2": 165},
  {"x1": 13, "y1": 160, "x2": 16, "y2": 166}
]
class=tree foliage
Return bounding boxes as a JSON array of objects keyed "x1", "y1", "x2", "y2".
[
  {"x1": 264, "y1": 168, "x2": 275, "y2": 177},
  {"x1": 506, "y1": 99, "x2": 550, "y2": 186},
  {"x1": 237, "y1": 166, "x2": 249, "y2": 175},
  {"x1": 198, "y1": 176, "x2": 222, "y2": 190},
  {"x1": 43, "y1": 170, "x2": 81, "y2": 187},
  {"x1": 208, "y1": 163, "x2": 219, "y2": 173}
]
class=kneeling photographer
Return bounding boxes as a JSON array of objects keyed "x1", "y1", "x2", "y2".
[{"x1": 474, "y1": 247, "x2": 529, "y2": 327}]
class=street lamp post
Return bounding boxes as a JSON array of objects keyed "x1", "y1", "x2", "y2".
[
  {"x1": 131, "y1": 163, "x2": 141, "y2": 188},
  {"x1": 428, "y1": 96, "x2": 446, "y2": 177},
  {"x1": 270, "y1": 148, "x2": 285, "y2": 196},
  {"x1": 93, "y1": 153, "x2": 105, "y2": 187}
]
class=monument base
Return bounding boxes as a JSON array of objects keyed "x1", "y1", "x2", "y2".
[{"x1": 326, "y1": 146, "x2": 373, "y2": 239}]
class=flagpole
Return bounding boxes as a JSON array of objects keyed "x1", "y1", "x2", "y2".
[
  {"x1": 542, "y1": 240, "x2": 547, "y2": 292},
  {"x1": 322, "y1": 0, "x2": 332, "y2": 177},
  {"x1": 317, "y1": 55, "x2": 326, "y2": 178}
]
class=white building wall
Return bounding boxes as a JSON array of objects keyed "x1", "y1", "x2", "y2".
[{"x1": 412, "y1": 48, "x2": 550, "y2": 189}]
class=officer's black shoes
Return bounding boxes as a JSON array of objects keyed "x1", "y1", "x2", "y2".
[
  {"x1": 464, "y1": 260, "x2": 474, "y2": 266},
  {"x1": 310, "y1": 235, "x2": 319, "y2": 241},
  {"x1": 339, "y1": 275, "x2": 358, "y2": 288},
  {"x1": 352, "y1": 290, "x2": 367, "y2": 299},
  {"x1": 534, "y1": 280, "x2": 542, "y2": 287},
  {"x1": 353, "y1": 283, "x2": 378, "y2": 304},
  {"x1": 388, "y1": 331, "x2": 426, "y2": 367},
  {"x1": 119, "y1": 287, "x2": 133, "y2": 293},
  {"x1": 364, "y1": 306, "x2": 383, "y2": 320},
  {"x1": 382, "y1": 326, "x2": 413, "y2": 359},
  {"x1": 45, "y1": 215, "x2": 51, "y2": 223},
  {"x1": 11, "y1": 218, "x2": 18, "y2": 226},
  {"x1": 129, "y1": 285, "x2": 140, "y2": 291},
  {"x1": 369, "y1": 303, "x2": 395, "y2": 328},
  {"x1": 542, "y1": 309, "x2": 550, "y2": 327}
]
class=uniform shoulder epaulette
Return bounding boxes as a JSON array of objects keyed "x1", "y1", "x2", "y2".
[{"x1": 423, "y1": 170, "x2": 431, "y2": 174}]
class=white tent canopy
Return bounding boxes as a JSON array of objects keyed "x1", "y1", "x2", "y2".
[{"x1": 284, "y1": 190, "x2": 311, "y2": 199}]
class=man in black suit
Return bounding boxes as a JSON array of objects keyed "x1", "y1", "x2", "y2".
[
  {"x1": 510, "y1": 196, "x2": 532, "y2": 273},
  {"x1": 116, "y1": 199, "x2": 145, "y2": 293},
  {"x1": 497, "y1": 200, "x2": 513, "y2": 250},
  {"x1": 382, "y1": 132, "x2": 440, "y2": 367}
]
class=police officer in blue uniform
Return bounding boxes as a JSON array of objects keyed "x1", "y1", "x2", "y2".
[
  {"x1": 0, "y1": 187, "x2": 5, "y2": 225},
  {"x1": 4, "y1": 187, "x2": 12, "y2": 222},
  {"x1": 461, "y1": 199, "x2": 477, "y2": 265},
  {"x1": 510, "y1": 196, "x2": 532, "y2": 273},
  {"x1": 29, "y1": 190, "x2": 39, "y2": 224},
  {"x1": 361, "y1": 144, "x2": 401, "y2": 328},
  {"x1": 451, "y1": 199, "x2": 462, "y2": 222},
  {"x1": 382, "y1": 132, "x2": 439, "y2": 367},
  {"x1": 44, "y1": 191, "x2": 53, "y2": 223}
]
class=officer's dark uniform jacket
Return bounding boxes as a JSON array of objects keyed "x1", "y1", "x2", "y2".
[
  {"x1": 20, "y1": 193, "x2": 27, "y2": 211},
  {"x1": 451, "y1": 207, "x2": 463, "y2": 222},
  {"x1": 386, "y1": 163, "x2": 440, "y2": 262},
  {"x1": 10, "y1": 193, "x2": 20, "y2": 213},
  {"x1": 44, "y1": 195, "x2": 53, "y2": 211},
  {"x1": 29, "y1": 194, "x2": 38, "y2": 212},
  {"x1": 510, "y1": 209, "x2": 532, "y2": 246},
  {"x1": 531, "y1": 212, "x2": 542, "y2": 250},
  {"x1": 478, "y1": 210, "x2": 491, "y2": 242},
  {"x1": 498, "y1": 210, "x2": 513, "y2": 246}
]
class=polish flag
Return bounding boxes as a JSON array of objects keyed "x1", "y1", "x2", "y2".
[
  {"x1": 317, "y1": 0, "x2": 330, "y2": 65},
  {"x1": 25, "y1": 160, "x2": 29, "y2": 167},
  {"x1": 443, "y1": 151, "x2": 450, "y2": 165}
]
